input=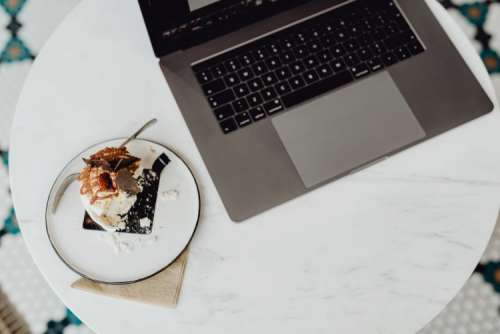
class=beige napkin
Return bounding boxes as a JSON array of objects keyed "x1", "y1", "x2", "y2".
[
  {"x1": 71, "y1": 249, "x2": 189, "y2": 308},
  {"x1": 0, "y1": 288, "x2": 30, "y2": 334}
]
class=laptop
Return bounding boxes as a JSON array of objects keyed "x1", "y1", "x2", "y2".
[{"x1": 138, "y1": 0, "x2": 493, "y2": 222}]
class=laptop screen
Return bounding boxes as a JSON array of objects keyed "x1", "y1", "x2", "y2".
[{"x1": 138, "y1": 0, "x2": 313, "y2": 57}]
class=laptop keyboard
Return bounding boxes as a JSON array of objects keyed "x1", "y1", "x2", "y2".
[{"x1": 192, "y1": 0, "x2": 425, "y2": 135}]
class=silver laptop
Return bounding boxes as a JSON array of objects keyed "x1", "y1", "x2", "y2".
[{"x1": 139, "y1": 0, "x2": 493, "y2": 222}]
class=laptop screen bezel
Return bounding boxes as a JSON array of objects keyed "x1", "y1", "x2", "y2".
[{"x1": 138, "y1": 0, "x2": 313, "y2": 57}]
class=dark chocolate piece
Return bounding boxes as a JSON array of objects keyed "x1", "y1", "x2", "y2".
[{"x1": 116, "y1": 169, "x2": 141, "y2": 195}]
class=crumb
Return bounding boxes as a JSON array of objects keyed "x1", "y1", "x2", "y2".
[{"x1": 139, "y1": 217, "x2": 152, "y2": 228}]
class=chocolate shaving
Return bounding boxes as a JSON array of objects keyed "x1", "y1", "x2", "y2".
[
  {"x1": 82, "y1": 148, "x2": 140, "y2": 172},
  {"x1": 115, "y1": 169, "x2": 141, "y2": 195},
  {"x1": 82, "y1": 158, "x2": 112, "y2": 171},
  {"x1": 112, "y1": 157, "x2": 141, "y2": 171},
  {"x1": 89, "y1": 147, "x2": 128, "y2": 160}
]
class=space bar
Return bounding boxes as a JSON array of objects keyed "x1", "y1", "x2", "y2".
[{"x1": 282, "y1": 71, "x2": 354, "y2": 108}]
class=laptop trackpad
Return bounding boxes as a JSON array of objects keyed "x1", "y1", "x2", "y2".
[{"x1": 272, "y1": 72, "x2": 426, "y2": 188}]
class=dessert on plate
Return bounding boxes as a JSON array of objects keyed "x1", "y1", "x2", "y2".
[{"x1": 79, "y1": 147, "x2": 142, "y2": 231}]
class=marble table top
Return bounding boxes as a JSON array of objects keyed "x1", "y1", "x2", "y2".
[{"x1": 9, "y1": 0, "x2": 500, "y2": 333}]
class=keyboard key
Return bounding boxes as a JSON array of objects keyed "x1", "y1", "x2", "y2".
[
  {"x1": 318, "y1": 49, "x2": 333, "y2": 63},
  {"x1": 344, "y1": 38, "x2": 359, "y2": 52},
  {"x1": 275, "y1": 81, "x2": 292, "y2": 95},
  {"x1": 321, "y1": 35, "x2": 335, "y2": 47},
  {"x1": 220, "y1": 118, "x2": 238, "y2": 134},
  {"x1": 385, "y1": 33, "x2": 408, "y2": 50},
  {"x1": 395, "y1": 46, "x2": 411, "y2": 60},
  {"x1": 308, "y1": 27, "x2": 322, "y2": 39},
  {"x1": 317, "y1": 64, "x2": 334, "y2": 78},
  {"x1": 306, "y1": 40, "x2": 321, "y2": 53},
  {"x1": 249, "y1": 107, "x2": 267, "y2": 121},
  {"x1": 235, "y1": 112, "x2": 252, "y2": 127},
  {"x1": 330, "y1": 59, "x2": 347, "y2": 72},
  {"x1": 248, "y1": 78, "x2": 264, "y2": 92},
  {"x1": 280, "y1": 38, "x2": 295, "y2": 49},
  {"x1": 358, "y1": 48, "x2": 371, "y2": 60},
  {"x1": 294, "y1": 45, "x2": 308, "y2": 58},
  {"x1": 370, "y1": 42, "x2": 386, "y2": 55},
  {"x1": 266, "y1": 56, "x2": 282, "y2": 69},
  {"x1": 211, "y1": 65, "x2": 226, "y2": 78},
  {"x1": 234, "y1": 83, "x2": 250, "y2": 97},
  {"x1": 407, "y1": 41, "x2": 425, "y2": 55},
  {"x1": 247, "y1": 92, "x2": 264, "y2": 107},
  {"x1": 358, "y1": 32, "x2": 373, "y2": 45},
  {"x1": 239, "y1": 53, "x2": 255, "y2": 66},
  {"x1": 279, "y1": 51, "x2": 295, "y2": 63},
  {"x1": 282, "y1": 71, "x2": 354, "y2": 108},
  {"x1": 276, "y1": 66, "x2": 292, "y2": 80},
  {"x1": 214, "y1": 104, "x2": 235, "y2": 120},
  {"x1": 331, "y1": 44, "x2": 346, "y2": 58},
  {"x1": 349, "y1": 63, "x2": 370, "y2": 78},
  {"x1": 208, "y1": 89, "x2": 235, "y2": 108},
  {"x1": 262, "y1": 72, "x2": 278, "y2": 86},
  {"x1": 238, "y1": 68, "x2": 254, "y2": 81},
  {"x1": 292, "y1": 32, "x2": 307, "y2": 45},
  {"x1": 372, "y1": 27, "x2": 386, "y2": 40},
  {"x1": 196, "y1": 70, "x2": 212, "y2": 83},
  {"x1": 264, "y1": 99, "x2": 285, "y2": 115},
  {"x1": 366, "y1": 57, "x2": 384, "y2": 72},
  {"x1": 253, "y1": 48, "x2": 269, "y2": 61},
  {"x1": 289, "y1": 75, "x2": 306, "y2": 90},
  {"x1": 385, "y1": 24, "x2": 399, "y2": 36},
  {"x1": 304, "y1": 55, "x2": 319, "y2": 69},
  {"x1": 303, "y1": 70, "x2": 320, "y2": 84},
  {"x1": 321, "y1": 23, "x2": 335, "y2": 35},
  {"x1": 266, "y1": 42, "x2": 281, "y2": 55},
  {"x1": 382, "y1": 52, "x2": 398, "y2": 65},
  {"x1": 202, "y1": 78, "x2": 225, "y2": 96},
  {"x1": 334, "y1": 29, "x2": 348, "y2": 41},
  {"x1": 224, "y1": 59, "x2": 242, "y2": 72},
  {"x1": 252, "y1": 62, "x2": 269, "y2": 75},
  {"x1": 290, "y1": 60, "x2": 305, "y2": 75},
  {"x1": 233, "y1": 98, "x2": 250, "y2": 113},
  {"x1": 224, "y1": 74, "x2": 240, "y2": 86},
  {"x1": 278, "y1": 36, "x2": 296, "y2": 49},
  {"x1": 344, "y1": 53, "x2": 360, "y2": 67},
  {"x1": 349, "y1": 25, "x2": 361, "y2": 35},
  {"x1": 261, "y1": 87, "x2": 278, "y2": 101}
]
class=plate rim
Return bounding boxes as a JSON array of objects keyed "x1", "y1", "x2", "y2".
[{"x1": 45, "y1": 138, "x2": 201, "y2": 285}]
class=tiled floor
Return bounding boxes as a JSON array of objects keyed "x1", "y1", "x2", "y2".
[
  {"x1": 1, "y1": 2, "x2": 93, "y2": 333},
  {"x1": 0, "y1": 1, "x2": 499, "y2": 333}
]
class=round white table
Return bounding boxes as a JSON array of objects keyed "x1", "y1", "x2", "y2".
[{"x1": 9, "y1": 0, "x2": 500, "y2": 333}]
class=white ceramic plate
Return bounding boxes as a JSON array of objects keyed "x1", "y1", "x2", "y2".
[{"x1": 46, "y1": 139, "x2": 200, "y2": 284}]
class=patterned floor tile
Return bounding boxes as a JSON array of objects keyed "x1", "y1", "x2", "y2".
[
  {"x1": 0, "y1": 1, "x2": 500, "y2": 333},
  {"x1": 0, "y1": 1, "x2": 87, "y2": 332}
]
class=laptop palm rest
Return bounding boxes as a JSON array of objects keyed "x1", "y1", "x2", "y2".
[{"x1": 272, "y1": 71, "x2": 426, "y2": 189}]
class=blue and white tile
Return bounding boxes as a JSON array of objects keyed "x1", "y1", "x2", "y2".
[{"x1": 0, "y1": 1, "x2": 500, "y2": 333}]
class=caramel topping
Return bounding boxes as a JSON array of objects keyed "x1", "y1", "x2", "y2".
[{"x1": 80, "y1": 147, "x2": 141, "y2": 203}]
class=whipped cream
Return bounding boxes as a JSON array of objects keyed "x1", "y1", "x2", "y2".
[{"x1": 81, "y1": 190, "x2": 136, "y2": 230}]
